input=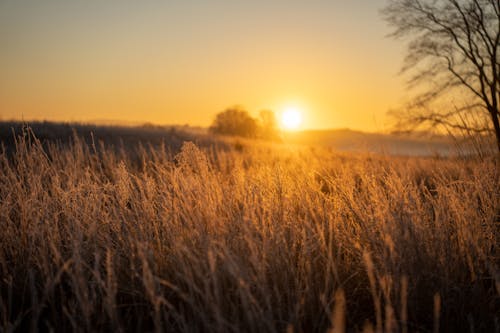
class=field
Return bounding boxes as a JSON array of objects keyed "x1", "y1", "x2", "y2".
[{"x1": 0, "y1": 124, "x2": 499, "y2": 332}]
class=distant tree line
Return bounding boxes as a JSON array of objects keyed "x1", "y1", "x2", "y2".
[{"x1": 210, "y1": 106, "x2": 281, "y2": 140}]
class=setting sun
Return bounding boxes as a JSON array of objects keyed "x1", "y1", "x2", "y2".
[{"x1": 281, "y1": 108, "x2": 303, "y2": 130}]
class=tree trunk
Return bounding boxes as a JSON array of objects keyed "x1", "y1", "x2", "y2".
[{"x1": 491, "y1": 109, "x2": 500, "y2": 154}]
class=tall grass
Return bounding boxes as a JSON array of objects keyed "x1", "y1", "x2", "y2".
[{"x1": 0, "y1": 129, "x2": 499, "y2": 332}]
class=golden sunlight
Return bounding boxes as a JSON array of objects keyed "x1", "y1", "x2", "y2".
[{"x1": 280, "y1": 107, "x2": 303, "y2": 130}]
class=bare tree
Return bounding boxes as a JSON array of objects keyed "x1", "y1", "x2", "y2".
[
  {"x1": 383, "y1": 0, "x2": 500, "y2": 153},
  {"x1": 258, "y1": 110, "x2": 281, "y2": 141}
]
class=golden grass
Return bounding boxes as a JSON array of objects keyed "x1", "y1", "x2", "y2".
[{"x1": 0, "y1": 129, "x2": 499, "y2": 332}]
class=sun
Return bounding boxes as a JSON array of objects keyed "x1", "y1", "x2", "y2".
[{"x1": 281, "y1": 107, "x2": 303, "y2": 130}]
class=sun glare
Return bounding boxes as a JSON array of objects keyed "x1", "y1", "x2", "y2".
[{"x1": 281, "y1": 108, "x2": 303, "y2": 130}]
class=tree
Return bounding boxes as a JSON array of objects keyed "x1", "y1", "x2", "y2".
[
  {"x1": 209, "y1": 106, "x2": 259, "y2": 138},
  {"x1": 258, "y1": 110, "x2": 281, "y2": 140},
  {"x1": 382, "y1": 0, "x2": 500, "y2": 152}
]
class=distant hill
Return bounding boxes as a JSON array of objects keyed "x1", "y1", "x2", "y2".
[
  {"x1": 283, "y1": 128, "x2": 457, "y2": 156},
  {"x1": 0, "y1": 121, "x2": 221, "y2": 155},
  {"x1": 0, "y1": 121, "x2": 484, "y2": 156}
]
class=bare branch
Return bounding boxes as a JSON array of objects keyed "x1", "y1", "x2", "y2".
[{"x1": 383, "y1": 0, "x2": 500, "y2": 152}]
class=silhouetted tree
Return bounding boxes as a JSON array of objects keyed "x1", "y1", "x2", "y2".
[
  {"x1": 383, "y1": 0, "x2": 500, "y2": 152},
  {"x1": 210, "y1": 107, "x2": 259, "y2": 138},
  {"x1": 258, "y1": 110, "x2": 281, "y2": 140}
]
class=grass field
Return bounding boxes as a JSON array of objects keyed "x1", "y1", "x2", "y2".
[{"x1": 0, "y1": 125, "x2": 499, "y2": 332}]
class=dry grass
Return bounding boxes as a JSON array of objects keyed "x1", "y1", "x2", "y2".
[{"x1": 0, "y1": 129, "x2": 499, "y2": 332}]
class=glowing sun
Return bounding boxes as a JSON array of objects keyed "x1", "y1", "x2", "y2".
[{"x1": 281, "y1": 108, "x2": 303, "y2": 130}]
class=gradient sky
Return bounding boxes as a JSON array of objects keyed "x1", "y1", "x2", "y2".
[{"x1": 0, "y1": 0, "x2": 406, "y2": 131}]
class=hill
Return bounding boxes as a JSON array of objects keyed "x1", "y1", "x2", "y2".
[
  {"x1": 283, "y1": 128, "x2": 456, "y2": 156},
  {"x1": 0, "y1": 121, "x2": 485, "y2": 157}
]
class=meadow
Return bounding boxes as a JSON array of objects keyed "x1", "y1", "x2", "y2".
[{"x1": 0, "y1": 124, "x2": 498, "y2": 332}]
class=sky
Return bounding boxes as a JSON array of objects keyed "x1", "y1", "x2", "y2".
[{"x1": 0, "y1": 0, "x2": 407, "y2": 131}]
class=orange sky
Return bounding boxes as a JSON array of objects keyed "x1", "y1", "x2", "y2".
[{"x1": 0, "y1": 0, "x2": 406, "y2": 131}]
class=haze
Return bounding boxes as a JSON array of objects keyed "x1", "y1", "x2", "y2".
[{"x1": 0, "y1": 0, "x2": 405, "y2": 131}]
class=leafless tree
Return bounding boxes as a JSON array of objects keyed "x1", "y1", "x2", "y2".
[
  {"x1": 383, "y1": 0, "x2": 499, "y2": 153},
  {"x1": 258, "y1": 110, "x2": 281, "y2": 141}
]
